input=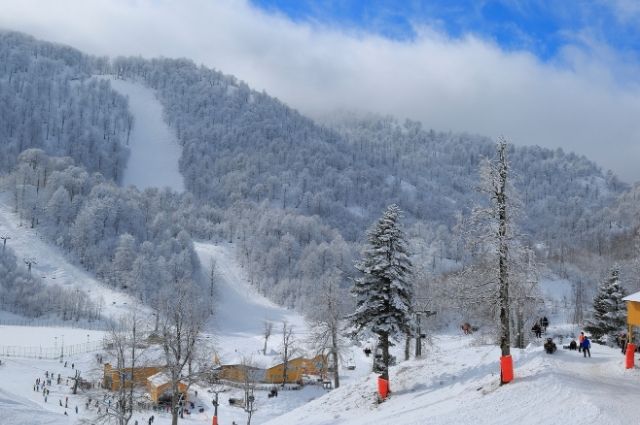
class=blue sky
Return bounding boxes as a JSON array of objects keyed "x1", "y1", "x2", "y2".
[{"x1": 250, "y1": 0, "x2": 640, "y2": 65}]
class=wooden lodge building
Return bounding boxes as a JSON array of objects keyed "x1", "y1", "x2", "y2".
[
  {"x1": 103, "y1": 363, "x2": 162, "y2": 391},
  {"x1": 215, "y1": 354, "x2": 329, "y2": 385}
]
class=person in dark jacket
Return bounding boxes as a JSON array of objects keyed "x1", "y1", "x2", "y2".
[
  {"x1": 532, "y1": 323, "x2": 542, "y2": 338},
  {"x1": 581, "y1": 336, "x2": 591, "y2": 357},
  {"x1": 541, "y1": 316, "x2": 549, "y2": 333},
  {"x1": 544, "y1": 338, "x2": 557, "y2": 354},
  {"x1": 619, "y1": 333, "x2": 627, "y2": 354}
]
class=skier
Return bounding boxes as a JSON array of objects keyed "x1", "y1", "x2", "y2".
[{"x1": 581, "y1": 335, "x2": 591, "y2": 358}]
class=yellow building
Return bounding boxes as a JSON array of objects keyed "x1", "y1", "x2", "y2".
[
  {"x1": 103, "y1": 363, "x2": 163, "y2": 391},
  {"x1": 215, "y1": 364, "x2": 265, "y2": 383},
  {"x1": 623, "y1": 291, "x2": 640, "y2": 336},
  {"x1": 146, "y1": 372, "x2": 188, "y2": 404},
  {"x1": 264, "y1": 355, "x2": 328, "y2": 384}
]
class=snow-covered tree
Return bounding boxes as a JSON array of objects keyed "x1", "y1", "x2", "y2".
[
  {"x1": 585, "y1": 267, "x2": 627, "y2": 342},
  {"x1": 348, "y1": 204, "x2": 413, "y2": 380}
]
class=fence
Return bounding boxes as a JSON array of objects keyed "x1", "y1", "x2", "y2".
[
  {"x1": 0, "y1": 317, "x2": 116, "y2": 331},
  {"x1": 0, "y1": 340, "x2": 105, "y2": 360}
]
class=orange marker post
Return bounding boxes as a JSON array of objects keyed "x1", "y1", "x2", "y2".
[
  {"x1": 500, "y1": 355, "x2": 514, "y2": 384},
  {"x1": 625, "y1": 343, "x2": 636, "y2": 369},
  {"x1": 377, "y1": 376, "x2": 389, "y2": 400}
]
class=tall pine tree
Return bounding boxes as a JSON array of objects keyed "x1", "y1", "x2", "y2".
[
  {"x1": 585, "y1": 267, "x2": 626, "y2": 341},
  {"x1": 348, "y1": 204, "x2": 413, "y2": 381}
]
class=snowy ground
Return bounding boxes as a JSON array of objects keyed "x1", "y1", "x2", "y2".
[
  {"x1": 263, "y1": 333, "x2": 640, "y2": 425},
  {"x1": 2, "y1": 241, "x2": 640, "y2": 425},
  {"x1": 100, "y1": 76, "x2": 184, "y2": 192},
  {"x1": 0, "y1": 242, "x2": 368, "y2": 425}
]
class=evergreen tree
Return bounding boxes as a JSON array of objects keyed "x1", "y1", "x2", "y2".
[
  {"x1": 585, "y1": 267, "x2": 627, "y2": 341},
  {"x1": 348, "y1": 204, "x2": 413, "y2": 380}
]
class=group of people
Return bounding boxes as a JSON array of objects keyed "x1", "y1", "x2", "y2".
[
  {"x1": 31, "y1": 368, "x2": 80, "y2": 415},
  {"x1": 578, "y1": 332, "x2": 591, "y2": 357},
  {"x1": 568, "y1": 332, "x2": 591, "y2": 357},
  {"x1": 531, "y1": 316, "x2": 549, "y2": 338}
]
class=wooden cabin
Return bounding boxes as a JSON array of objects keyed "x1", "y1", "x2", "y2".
[
  {"x1": 214, "y1": 364, "x2": 265, "y2": 383},
  {"x1": 264, "y1": 354, "x2": 328, "y2": 384},
  {"x1": 103, "y1": 363, "x2": 163, "y2": 391},
  {"x1": 146, "y1": 372, "x2": 188, "y2": 404}
]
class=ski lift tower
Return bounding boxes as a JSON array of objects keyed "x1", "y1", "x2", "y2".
[{"x1": 414, "y1": 298, "x2": 436, "y2": 358}]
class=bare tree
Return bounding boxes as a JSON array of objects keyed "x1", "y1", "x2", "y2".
[
  {"x1": 474, "y1": 138, "x2": 515, "y2": 382},
  {"x1": 307, "y1": 274, "x2": 347, "y2": 388},
  {"x1": 573, "y1": 279, "x2": 585, "y2": 325},
  {"x1": 158, "y1": 281, "x2": 208, "y2": 425},
  {"x1": 510, "y1": 246, "x2": 541, "y2": 348},
  {"x1": 241, "y1": 356, "x2": 258, "y2": 425},
  {"x1": 280, "y1": 321, "x2": 296, "y2": 388},
  {"x1": 494, "y1": 138, "x2": 511, "y2": 361},
  {"x1": 209, "y1": 258, "x2": 217, "y2": 314},
  {"x1": 94, "y1": 311, "x2": 145, "y2": 425},
  {"x1": 262, "y1": 321, "x2": 273, "y2": 355}
]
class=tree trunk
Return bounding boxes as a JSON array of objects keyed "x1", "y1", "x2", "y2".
[
  {"x1": 380, "y1": 332, "x2": 390, "y2": 381},
  {"x1": 404, "y1": 334, "x2": 410, "y2": 361},
  {"x1": 498, "y1": 141, "x2": 511, "y2": 358},
  {"x1": 331, "y1": 328, "x2": 340, "y2": 389}
]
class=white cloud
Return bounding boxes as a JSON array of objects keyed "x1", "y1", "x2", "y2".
[{"x1": 1, "y1": 0, "x2": 639, "y2": 182}]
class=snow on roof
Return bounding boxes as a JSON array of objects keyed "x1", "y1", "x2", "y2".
[
  {"x1": 147, "y1": 372, "x2": 171, "y2": 387},
  {"x1": 623, "y1": 291, "x2": 640, "y2": 302}
]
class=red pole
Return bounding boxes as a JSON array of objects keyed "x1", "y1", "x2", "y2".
[
  {"x1": 625, "y1": 343, "x2": 636, "y2": 369},
  {"x1": 212, "y1": 416, "x2": 218, "y2": 425},
  {"x1": 377, "y1": 376, "x2": 389, "y2": 400},
  {"x1": 500, "y1": 355, "x2": 514, "y2": 384}
]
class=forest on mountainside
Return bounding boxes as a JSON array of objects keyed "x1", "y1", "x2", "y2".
[{"x1": 1, "y1": 30, "x2": 638, "y2": 321}]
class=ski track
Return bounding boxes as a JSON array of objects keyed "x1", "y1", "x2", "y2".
[{"x1": 101, "y1": 76, "x2": 184, "y2": 193}]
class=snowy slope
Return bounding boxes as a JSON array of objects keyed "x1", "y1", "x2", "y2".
[
  {"x1": 195, "y1": 242, "x2": 307, "y2": 364},
  {"x1": 101, "y1": 76, "x2": 184, "y2": 192},
  {"x1": 0, "y1": 194, "x2": 138, "y2": 320},
  {"x1": 0, "y1": 243, "x2": 349, "y2": 425},
  {"x1": 263, "y1": 335, "x2": 640, "y2": 425}
]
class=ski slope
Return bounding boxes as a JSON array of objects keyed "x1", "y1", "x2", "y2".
[
  {"x1": 102, "y1": 76, "x2": 184, "y2": 192},
  {"x1": 0, "y1": 194, "x2": 138, "y2": 321},
  {"x1": 0, "y1": 242, "x2": 352, "y2": 425}
]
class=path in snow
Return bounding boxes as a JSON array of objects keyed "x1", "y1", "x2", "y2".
[
  {"x1": 264, "y1": 334, "x2": 640, "y2": 425},
  {"x1": 103, "y1": 76, "x2": 184, "y2": 192}
]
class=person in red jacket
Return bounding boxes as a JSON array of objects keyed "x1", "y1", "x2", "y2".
[{"x1": 578, "y1": 332, "x2": 585, "y2": 353}]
